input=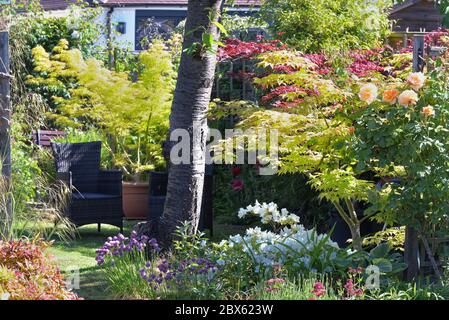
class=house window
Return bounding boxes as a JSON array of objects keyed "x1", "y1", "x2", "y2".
[
  {"x1": 116, "y1": 22, "x2": 126, "y2": 35},
  {"x1": 135, "y1": 10, "x2": 187, "y2": 50}
]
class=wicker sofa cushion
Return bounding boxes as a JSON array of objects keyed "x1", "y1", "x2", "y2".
[{"x1": 73, "y1": 192, "x2": 120, "y2": 200}]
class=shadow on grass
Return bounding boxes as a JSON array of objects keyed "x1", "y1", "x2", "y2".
[
  {"x1": 47, "y1": 220, "x2": 141, "y2": 300},
  {"x1": 76, "y1": 266, "x2": 110, "y2": 300}
]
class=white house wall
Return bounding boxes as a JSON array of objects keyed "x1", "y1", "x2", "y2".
[
  {"x1": 49, "y1": 5, "x2": 258, "y2": 52},
  {"x1": 97, "y1": 6, "x2": 187, "y2": 52}
]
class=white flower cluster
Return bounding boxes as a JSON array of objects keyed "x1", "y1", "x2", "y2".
[
  {"x1": 238, "y1": 200, "x2": 300, "y2": 226},
  {"x1": 227, "y1": 226, "x2": 340, "y2": 273}
]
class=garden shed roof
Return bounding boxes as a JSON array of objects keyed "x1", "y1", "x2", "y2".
[{"x1": 389, "y1": 0, "x2": 443, "y2": 32}]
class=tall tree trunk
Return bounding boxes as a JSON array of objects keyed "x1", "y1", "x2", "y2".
[
  {"x1": 0, "y1": 31, "x2": 12, "y2": 237},
  {"x1": 136, "y1": 0, "x2": 224, "y2": 245}
]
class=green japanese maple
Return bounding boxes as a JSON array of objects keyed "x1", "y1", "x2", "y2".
[
  {"x1": 26, "y1": 39, "x2": 176, "y2": 179},
  {"x1": 212, "y1": 50, "x2": 377, "y2": 251}
]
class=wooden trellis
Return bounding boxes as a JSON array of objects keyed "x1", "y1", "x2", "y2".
[{"x1": 214, "y1": 59, "x2": 258, "y2": 103}]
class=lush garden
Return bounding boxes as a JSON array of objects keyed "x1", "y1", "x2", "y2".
[{"x1": 3, "y1": 0, "x2": 449, "y2": 301}]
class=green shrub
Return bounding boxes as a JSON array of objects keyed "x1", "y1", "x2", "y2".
[
  {"x1": 11, "y1": 125, "x2": 41, "y2": 215},
  {"x1": 2, "y1": 118, "x2": 75, "y2": 242},
  {"x1": 213, "y1": 165, "x2": 333, "y2": 230},
  {"x1": 259, "y1": 0, "x2": 391, "y2": 53}
]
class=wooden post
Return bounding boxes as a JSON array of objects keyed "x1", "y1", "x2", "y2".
[
  {"x1": 412, "y1": 35, "x2": 425, "y2": 72},
  {"x1": 0, "y1": 31, "x2": 12, "y2": 235},
  {"x1": 404, "y1": 34, "x2": 426, "y2": 281},
  {"x1": 229, "y1": 61, "x2": 234, "y2": 100},
  {"x1": 403, "y1": 33, "x2": 408, "y2": 49},
  {"x1": 404, "y1": 226, "x2": 420, "y2": 281},
  {"x1": 106, "y1": 8, "x2": 115, "y2": 71}
]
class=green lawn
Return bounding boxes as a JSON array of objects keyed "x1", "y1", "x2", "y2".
[{"x1": 46, "y1": 221, "x2": 138, "y2": 300}]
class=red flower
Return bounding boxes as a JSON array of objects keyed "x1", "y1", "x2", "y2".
[
  {"x1": 232, "y1": 166, "x2": 242, "y2": 176},
  {"x1": 267, "y1": 278, "x2": 285, "y2": 286},
  {"x1": 311, "y1": 281, "x2": 326, "y2": 297},
  {"x1": 348, "y1": 267, "x2": 363, "y2": 274},
  {"x1": 231, "y1": 179, "x2": 244, "y2": 191},
  {"x1": 344, "y1": 279, "x2": 363, "y2": 297}
]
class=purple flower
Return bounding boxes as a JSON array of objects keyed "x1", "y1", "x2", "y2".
[
  {"x1": 158, "y1": 262, "x2": 169, "y2": 273},
  {"x1": 140, "y1": 268, "x2": 147, "y2": 280}
]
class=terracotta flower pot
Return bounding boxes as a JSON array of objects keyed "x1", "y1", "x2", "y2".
[{"x1": 122, "y1": 182, "x2": 149, "y2": 220}]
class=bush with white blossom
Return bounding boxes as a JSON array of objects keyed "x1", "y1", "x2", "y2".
[
  {"x1": 223, "y1": 201, "x2": 346, "y2": 275},
  {"x1": 238, "y1": 200, "x2": 300, "y2": 230}
]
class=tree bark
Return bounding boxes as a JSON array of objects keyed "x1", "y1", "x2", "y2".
[
  {"x1": 0, "y1": 31, "x2": 12, "y2": 237},
  {"x1": 349, "y1": 223, "x2": 362, "y2": 252},
  {"x1": 136, "y1": 0, "x2": 224, "y2": 245},
  {"x1": 333, "y1": 199, "x2": 363, "y2": 251}
]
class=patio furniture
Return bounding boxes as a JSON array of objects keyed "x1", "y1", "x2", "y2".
[
  {"x1": 33, "y1": 129, "x2": 66, "y2": 147},
  {"x1": 51, "y1": 141, "x2": 123, "y2": 232}
]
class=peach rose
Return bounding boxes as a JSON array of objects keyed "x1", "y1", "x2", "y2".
[
  {"x1": 382, "y1": 89, "x2": 400, "y2": 105},
  {"x1": 398, "y1": 90, "x2": 419, "y2": 107},
  {"x1": 359, "y1": 83, "x2": 378, "y2": 104},
  {"x1": 407, "y1": 72, "x2": 426, "y2": 91},
  {"x1": 422, "y1": 105, "x2": 435, "y2": 117}
]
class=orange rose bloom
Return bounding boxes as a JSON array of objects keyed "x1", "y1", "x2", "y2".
[
  {"x1": 359, "y1": 84, "x2": 378, "y2": 105},
  {"x1": 382, "y1": 89, "x2": 400, "y2": 105},
  {"x1": 407, "y1": 72, "x2": 426, "y2": 91},
  {"x1": 398, "y1": 90, "x2": 419, "y2": 107},
  {"x1": 348, "y1": 127, "x2": 355, "y2": 134},
  {"x1": 422, "y1": 105, "x2": 435, "y2": 117}
]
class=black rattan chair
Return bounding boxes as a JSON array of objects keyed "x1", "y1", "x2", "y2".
[{"x1": 51, "y1": 141, "x2": 123, "y2": 232}]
